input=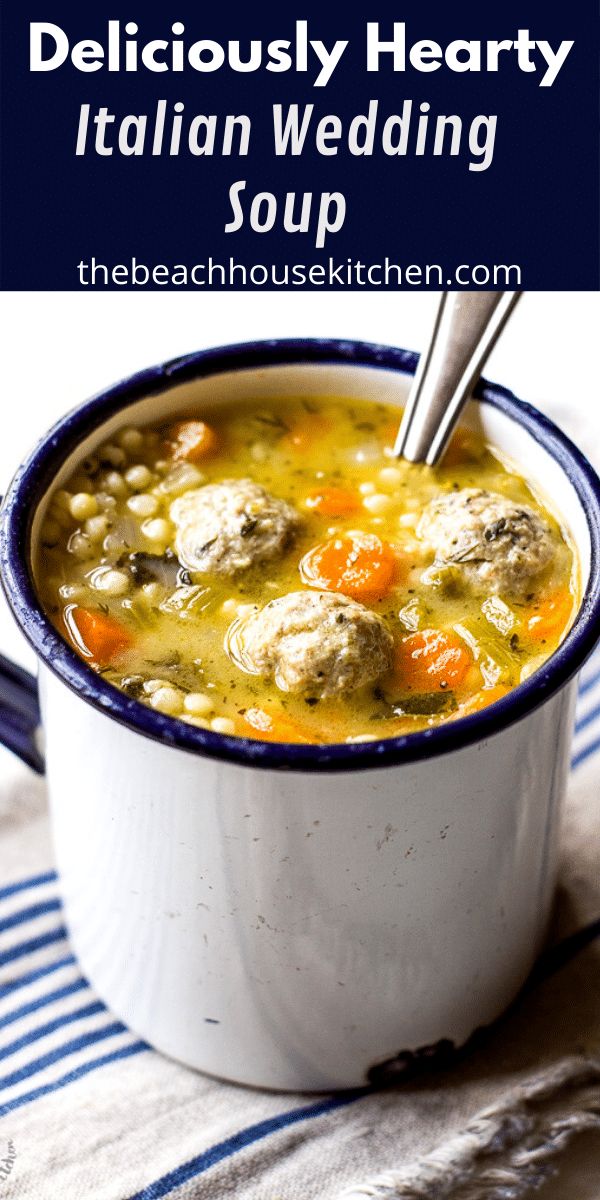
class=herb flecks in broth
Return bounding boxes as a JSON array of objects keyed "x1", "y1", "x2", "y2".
[{"x1": 37, "y1": 397, "x2": 578, "y2": 744}]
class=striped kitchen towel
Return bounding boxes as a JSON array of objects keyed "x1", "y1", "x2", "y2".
[{"x1": 0, "y1": 649, "x2": 598, "y2": 1200}]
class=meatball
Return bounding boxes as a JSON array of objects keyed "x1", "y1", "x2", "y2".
[
  {"x1": 170, "y1": 479, "x2": 300, "y2": 576},
  {"x1": 417, "y1": 488, "x2": 555, "y2": 597},
  {"x1": 228, "y1": 590, "x2": 393, "y2": 698}
]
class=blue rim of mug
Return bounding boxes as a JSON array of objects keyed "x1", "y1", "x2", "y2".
[{"x1": 1, "y1": 337, "x2": 599, "y2": 773}]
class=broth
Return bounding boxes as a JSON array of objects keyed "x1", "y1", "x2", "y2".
[{"x1": 37, "y1": 395, "x2": 578, "y2": 744}]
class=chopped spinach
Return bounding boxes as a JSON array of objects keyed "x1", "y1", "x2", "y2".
[
  {"x1": 240, "y1": 514, "x2": 258, "y2": 538},
  {"x1": 484, "y1": 518, "x2": 507, "y2": 542},
  {"x1": 392, "y1": 692, "x2": 457, "y2": 716},
  {"x1": 374, "y1": 686, "x2": 457, "y2": 717},
  {"x1": 253, "y1": 414, "x2": 290, "y2": 433},
  {"x1": 124, "y1": 550, "x2": 188, "y2": 588},
  {"x1": 193, "y1": 538, "x2": 218, "y2": 559},
  {"x1": 145, "y1": 651, "x2": 182, "y2": 669},
  {"x1": 120, "y1": 675, "x2": 146, "y2": 700}
]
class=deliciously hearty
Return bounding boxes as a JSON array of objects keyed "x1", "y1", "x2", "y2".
[{"x1": 37, "y1": 397, "x2": 578, "y2": 744}]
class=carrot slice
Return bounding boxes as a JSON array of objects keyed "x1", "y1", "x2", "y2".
[
  {"x1": 241, "y1": 706, "x2": 312, "y2": 744},
  {"x1": 300, "y1": 532, "x2": 398, "y2": 602},
  {"x1": 65, "y1": 606, "x2": 132, "y2": 667},
  {"x1": 454, "y1": 684, "x2": 509, "y2": 718},
  {"x1": 282, "y1": 414, "x2": 331, "y2": 452},
  {"x1": 305, "y1": 486, "x2": 361, "y2": 516},
  {"x1": 392, "y1": 628, "x2": 473, "y2": 692},
  {"x1": 164, "y1": 419, "x2": 218, "y2": 462},
  {"x1": 525, "y1": 588, "x2": 574, "y2": 644},
  {"x1": 382, "y1": 419, "x2": 402, "y2": 451}
]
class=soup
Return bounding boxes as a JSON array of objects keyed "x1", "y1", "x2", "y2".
[{"x1": 37, "y1": 396, "x2": 578, "y2": 744}]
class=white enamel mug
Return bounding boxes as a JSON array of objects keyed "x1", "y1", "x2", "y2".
[{"x1": 1, "y1": 339, "x2": 599, "y2": 1092}]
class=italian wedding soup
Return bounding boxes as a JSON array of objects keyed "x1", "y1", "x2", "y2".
[{"x1": 37, "y1": 396, "x2": 578, "y2": 744}]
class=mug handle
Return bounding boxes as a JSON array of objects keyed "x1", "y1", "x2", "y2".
[{"x1": 0, "y1": 655, "x2": 45, "y2": 774}]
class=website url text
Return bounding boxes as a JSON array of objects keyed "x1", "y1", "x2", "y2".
[{"x1": 76, "y1": 257, "x2": 522, "y2": 288}]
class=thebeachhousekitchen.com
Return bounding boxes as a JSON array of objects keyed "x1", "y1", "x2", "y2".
[{"x1": 75, "y1": 257, "x2": 523, "y2": 288}]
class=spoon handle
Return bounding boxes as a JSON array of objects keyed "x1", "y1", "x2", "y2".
[{"x1": 394, "y1": 290, "x2": 521, "y2": 465}]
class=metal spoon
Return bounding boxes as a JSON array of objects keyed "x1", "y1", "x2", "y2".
[{"x1": 393, "y1": 291, "x2": 521, "y2": 465}]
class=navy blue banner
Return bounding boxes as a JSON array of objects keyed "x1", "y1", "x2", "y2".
[{"x1": 1, "y1": 2, "x2": 599, "y2": 289}]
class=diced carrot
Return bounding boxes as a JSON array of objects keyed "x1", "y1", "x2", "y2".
[
  {"x1": 391, "y1": 628, "x2": 473, "y2": 692},
  {"x1": 454, "y1": 684, "x2": 509, "y2": 718},
  {"x1": 241, "y1": 706, "x2": 312, "y2": 744},
  {"x1": 65, "y1": 606, "x2": 133, "y2": 667},
  {"x1": 282, "y1": 413, "x2": 331, "y2": 452},
  {"x1": 300, "y1": 532, "x2": 399, "y2": 602},
  {"x1": 525, "y1": 588, "x2": 574, "y2": 644},
  {"x1": 382, "y1": 418, "x2": 402, "y2": 451},
  {"x1": 164, "y1": 419, "x2": 219, "y2": 462},
  {"x1": 305, "y1": 486, "x2": 361, "y2": 517}
]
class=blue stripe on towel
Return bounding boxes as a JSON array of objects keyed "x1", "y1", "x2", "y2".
[
  {"x1": 0, "y1": 872, "x2": 57, "y2": 903},
  {"x1": 0, "y1": 1040, "x2": 149, "y2": 1117},
  {"x1": 579, "y1": 667, "x2": 600, "y2": 696},
  {"x1": 126, "y1": 1092, "x2": 366, "y2": 1200},
  {"x1": 0, "y1": 927, "x2": 67, "y2": 969},
  {"x1": 575, "y1": 700, "x2": 600, "y2": 734},
  {"x1": 0, "y1": 1001, "x2": 106, "y2": 1061},
  {"x1": 0, "y1": 1021, "x2": 127, "y2": 1091},
  {"x1": 0, "y1": 978, "x2": 89, "y2": 1031},
  {"x1": 572, "y1": 734, "x2": 600, "y2": 771},
  {"x1": 0, "y1": 956, "x2": 77, "y2": 1000},
  {"x1": 572, "y1": 655, "x2": 600, "y2": 765},
  {"x1": 0, "y1": 898, "x2": 62, "y2": 935}
]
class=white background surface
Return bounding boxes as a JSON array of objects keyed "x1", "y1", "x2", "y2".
[{"x1": 1, "y1": 289, "x2": 598, "y2": 673}]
